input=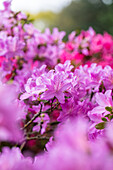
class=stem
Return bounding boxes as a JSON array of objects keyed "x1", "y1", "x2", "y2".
[
  {"x1": 25, "y1": 131, "x2": 38, "y2": 135},
  {"x1": 26, "y1": 136, "x2": 50, "y2": 141},
  {"x1": 41, "y1": 103, "x2": 60, "y2": 114},
  {"x1": 20, "y1": 141, "x2": 26, "y2": 151},
  {"x1": 51, "y1": 97, "x2": 55, "y2": 113},
  {"x1": 23, "y1": 103, "x2": 43, "y2": 129}
]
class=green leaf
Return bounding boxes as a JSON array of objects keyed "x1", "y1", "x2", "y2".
[
  {"x1": 110, "y1": 115, "x2": 113, "y2": 120},
  {"x1": 105, "y1": 107, "x2": 112, "y2": 112},
  {"x1": 65, "y1": 96, "x2": 70, "y2": 99},
  {"x1": 95, "y1": 122, "x2": 105, "y2": 130},
  {"x1": 41, "y1": 100, "x2": 49, "y2": 104},
  {"x1": 101, "y1": 117, "x2": 107, "y2": 122},
  {"x1": 105, "y1": 114, "x2": 110, "y2": 118}
]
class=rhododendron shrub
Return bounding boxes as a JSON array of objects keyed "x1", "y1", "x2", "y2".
[
  {"x1": 60, "y1": 28, "x2": 113, "y2": 68},
  {"x1": 1, "y1": 0, "x2": 113, "y2": 169}
]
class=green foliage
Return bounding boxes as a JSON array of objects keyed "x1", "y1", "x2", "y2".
[
  {"x1": 95, "y1": 122, "x2": 105, "y2": 130},
  {"x1": 105, "y1": 106, "x2": 113, "y2": 112}
]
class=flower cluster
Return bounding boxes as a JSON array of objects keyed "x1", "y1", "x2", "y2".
[
  {"x1": 60, "y1": 27, "x2": 113, "y2": 68},
  {"x1": 1, "y1": 1, "x2": 113, "y2": 169},
  {"x1": 0, "y1": 0, "x2": 65, "y2": 82},
  {"x1": 1, "y1": 1, "x2": 113, "y2": 84}
]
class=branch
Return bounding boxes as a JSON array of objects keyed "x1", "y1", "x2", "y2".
[
  {"x1": 23, "y1": 103, "x2": 43, "y2": 129},
  {"x1": 26, "y1": 136, "x2": 50, "y2": 141}
]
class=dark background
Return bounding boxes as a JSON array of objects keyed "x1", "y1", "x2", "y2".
[{"x1": 29, "y1": 0, "x2": 113, "y2": 38}]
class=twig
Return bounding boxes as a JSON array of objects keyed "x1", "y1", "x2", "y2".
[
  {"x1": 26, "y1": 136, "x2": 50, "y2": 141},
  {"x1": 20, "y1": 141, "x2": 26, "y2": 151},
  {"x1": 23, "y1": 103, "x2": 43, "y2": 129}
]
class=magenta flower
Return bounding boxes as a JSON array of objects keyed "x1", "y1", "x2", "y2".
[
  {"x1": 41, "y1": 71, "x2": 71, "y2": 103},
  {"x1": 34, "y1": 119, "x2": 90, "y2": 170},
  {"x1": 0, "y1": 147, "x2": 35, "y2": 170},
  {"x1": 88, "y1": 90, "x2": 113, "y2": 139},
  {"x1": 90, "y1": 34, "x2": 103, "y2": 54},
  {"x1": 6, "y1": 36, "x2": 25, "y2": 58},
  {"x1": 55, "y1": 60, "x2": 74, "y2": 73},
  {"x1": 0, "y1": 83, "x2": 23, "y2": 142},
  {"x1": 88, "y1": 90, "x2": 113, "y2": 122},
  {"x1": 20, "y1": 77, "x2": 46, "y2": 100},
  {"x1": 20, "y1": 65, "x2": 47, "y2": 100},
  {"x1": 0, "y1": 32, "x2": 8, "y2": 56}
]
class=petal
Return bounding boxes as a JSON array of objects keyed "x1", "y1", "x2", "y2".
[
  {"x1": 56, "y1": 91, "x2": 65, "y2": 104},
  {"x1": 96, "y1": 93, "x2": 108, "y2": 106},
  {"x1": 60, "y1": 82, "x2": 72, "y2": 92},
  {"x1": 41, "y1": 90, "x2": 55, "y2": 100},
  {"x1": 20, "y1": 93, "x2": 32, "y2": 100}
]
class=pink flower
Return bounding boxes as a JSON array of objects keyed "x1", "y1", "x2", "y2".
[
  {"x1": 42, "y1": 72, "x2": 71, "y2": 103},
  {"x1": 0, "y1": 83, "x2": 23, "y2": 142},
  {"x1": 0, "y1": 147, "x2": 35, "y2": 170},
  {"x1": 90, "y1": 34, "x2": 103, "y2": 54},
  {"x1": 88, "y1": 90, "x2": 113, "y2": 122}
]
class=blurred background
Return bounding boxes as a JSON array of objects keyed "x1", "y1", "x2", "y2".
[{"x1": 1, "y1": 0, "x2": 113, "y2": 38}]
